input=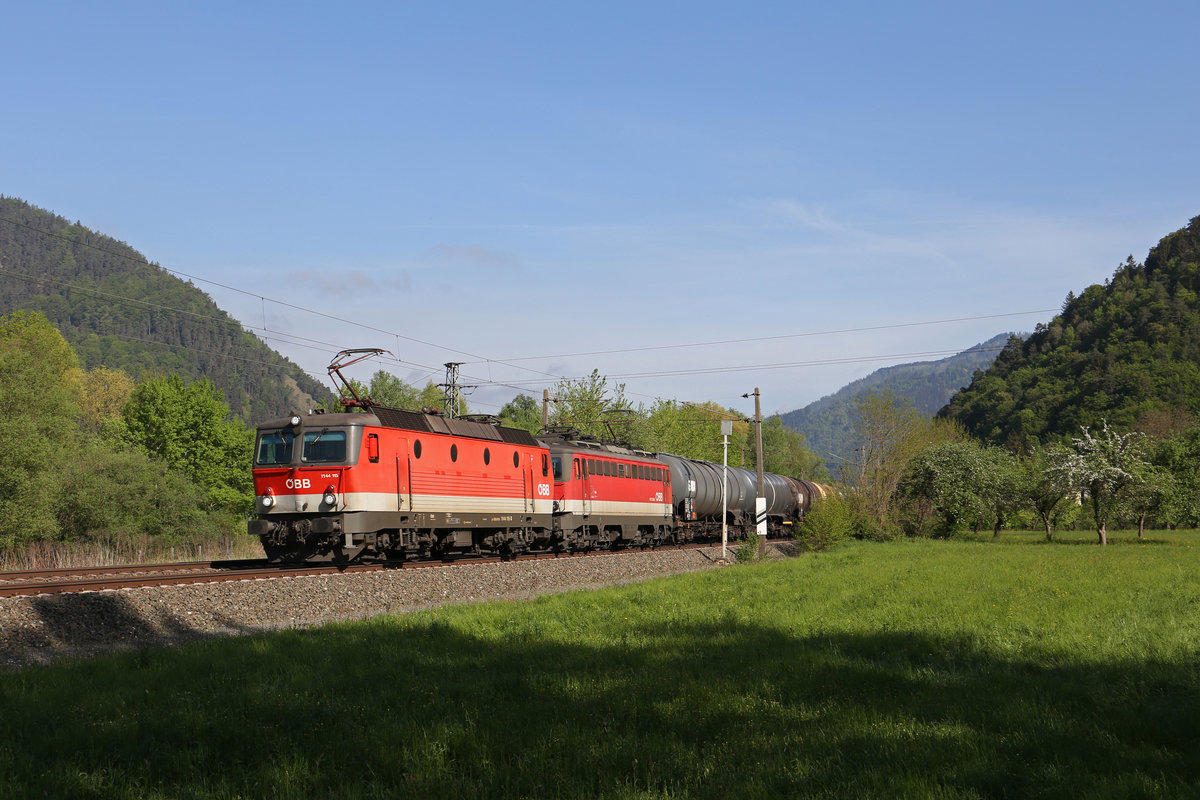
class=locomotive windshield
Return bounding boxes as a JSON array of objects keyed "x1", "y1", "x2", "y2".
[
  {"x1": 302, "y1": 429, "x2": 347, "y2": 463},
  {"x1": 256, "y1": 431, "x2": 295, "y2": 465},
  {"x1": 255, "y1": 427, "x2": 352, "y2": 465}
]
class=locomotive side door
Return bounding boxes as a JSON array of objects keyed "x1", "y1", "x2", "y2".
[
  {"x1": 520, "y1": 450, "x2": 530, "y2": 513},
  {"x1": 396, "y1": 438, "x2": 411, "y2": 510},
  {"x1": 579, "y1": 457, "x2": 591, "y2": 517}
]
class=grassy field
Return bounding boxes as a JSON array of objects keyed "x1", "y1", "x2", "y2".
[{"x1": 2, "y1": 533, "x2": 1198, "y2": 798}]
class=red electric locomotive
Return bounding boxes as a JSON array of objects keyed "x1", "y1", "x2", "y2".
[
  {"x1": 542, "y1": 434, "x2": 674, "y2": 551},
  {"x1": 249, "y1": 406, "x2": 554, "y2": 562},
  {"x1": 249, "y1": 350, "x2": 555, "y2": 562}
]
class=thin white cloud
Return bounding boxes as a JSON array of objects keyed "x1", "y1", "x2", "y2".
[
  {"x1": 293, "y1": 268, "x2": 413, "y2": 294},
  {"x1": 417, "y1": 244, "x2": 519, "y2": 268}
]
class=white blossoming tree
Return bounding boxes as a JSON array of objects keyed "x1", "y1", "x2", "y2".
[{"x1": 1049, "y1": 421, "x2": 1150, "y2": 545}]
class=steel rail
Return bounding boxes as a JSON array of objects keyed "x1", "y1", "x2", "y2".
[
  {"x1": 0, "y1": 539, "x2": 752, "y2": 599},
  {"x1": 0, "y1": 561, "x2": 219, "y2": 582}
]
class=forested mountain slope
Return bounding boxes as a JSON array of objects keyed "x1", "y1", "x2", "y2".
[
  {"x1": 939, "y1": 215, "x2": 1200, "y2": 447},
  {"x1": 0, "y1": 197, "x2": 330, "y2": 420},
  {"x1": 780, "y1": 334, "x2": 1011, "y2": 475}
]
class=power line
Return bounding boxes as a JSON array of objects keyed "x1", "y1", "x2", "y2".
[
  {"x1": 0, "y1": 214, "x2": 567, "y2": 383},
  {"x1": 470, "y1": 313, "x2": 1043, "y2": 365},
  {"x1": 0, "y1": 267, "x2": 457, "y2": 400},
  {"x1": 0, "y1": 255, "x2": 471, "y2": 385},
  {"x1": 471, "y1": 345, "x2": 1008, "y2": 389}
]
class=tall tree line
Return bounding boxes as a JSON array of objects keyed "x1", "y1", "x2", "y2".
[{"x1": 0, "y1": 310, "x2": 253, "y2": 554}]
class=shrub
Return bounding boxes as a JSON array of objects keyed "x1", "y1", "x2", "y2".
[
  {"x1": 733, "y1": 536, "x2": 761, "y2": 563},
  {"x1": 794, "y1": 493, "x2": 854, "y2": 551}
]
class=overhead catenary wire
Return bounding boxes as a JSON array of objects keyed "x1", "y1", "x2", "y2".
[
  {"x1": 468, "y1": 311, "x2": 1048, "y2": 365},
  {"x1": 463, "y1": 345, "x2": 1009, "y2": 389},
  {"x1": 1, "y1": 213, "x2": 1029, "y2": 412},
  {"x1": 0, "y1": 262, "x2": 449, "y2": 383},
  {"x1": 0, "y1": 214, "x2": 566, "y2": 384}
]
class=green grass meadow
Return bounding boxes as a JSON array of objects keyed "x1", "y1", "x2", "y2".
[{"x1": 2, "y1": 533, "x2": 1198, "y2": 798}]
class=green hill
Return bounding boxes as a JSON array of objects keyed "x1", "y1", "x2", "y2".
[
  {"x1": 939, "y1": 215, "x2": 1200, "y2": 448},
  {"x1": 0, "y1": 196, "x2": 331, "y2": 421},
  {"x1": 780, "y1": 334, "x2": 1012, "y2": 476}
]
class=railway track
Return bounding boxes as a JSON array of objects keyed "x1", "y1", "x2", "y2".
[{"x1": 0, "y1": 541, "x2": 737, "y2": 598}]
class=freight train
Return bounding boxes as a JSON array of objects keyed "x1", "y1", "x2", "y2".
[{"x1": 248, "y1": 352, "x2": 827, "y2": 563}]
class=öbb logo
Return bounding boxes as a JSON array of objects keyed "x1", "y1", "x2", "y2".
[{"x1": 285, "y1": 478, "x2": 312, "y2": 490}]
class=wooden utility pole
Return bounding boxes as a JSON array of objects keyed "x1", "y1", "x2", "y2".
[{"x1": 542, "y1": 388, "x2": 550, "y2": 429}]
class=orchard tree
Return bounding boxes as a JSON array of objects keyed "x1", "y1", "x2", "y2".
[
  {"x1": 1124, "y1": 463, "x2": 1181, "y2": 539},
  {"x1": 1149, "y1": 428, "x2": 1200, "y2": 526},
  {"x1": 1050, "y1": 421, "x2": 1150, "y2": 545},
  {"x1": 1018, "y1": 446, "x2": 1079, "y2": 542},
  {"x1": 982, "y1": 446, "x2": 1024, "y2": 537},
  {"x1": 897, "y1": 441, "x2": 992, "y2": 536}
]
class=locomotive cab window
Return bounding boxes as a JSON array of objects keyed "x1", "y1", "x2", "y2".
[
  {"x1": 256, "y1": 431, "x2": 295, "y2": 465},
  {"x1": 552, "y1": 456, "x2": 565, "y2": 481},
  {"x1": 301, "y1": 429, "x2": 347, "y2": 463},
  {"x1": 367, "y1": 433, "x2": 379, "y2": 463}
]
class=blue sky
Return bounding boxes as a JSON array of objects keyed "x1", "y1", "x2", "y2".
[{"x1": 3, "y1": 1, "x2": 1197, "y2": 417}]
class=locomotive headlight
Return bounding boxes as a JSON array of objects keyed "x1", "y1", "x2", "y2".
[
  {"x1": 261, "y1": 490, "x2": 275, "y2": 509},
  {"x1": 323, "y1": 485, "x2": 337, "y2": 506},
  {"x1": 289, "y1": 414, "x2": 303, "y2": 428}
]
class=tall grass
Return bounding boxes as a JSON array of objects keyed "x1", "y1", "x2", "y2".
[
  {"x1": 0, "y1": 533, "x2": 264, "y2": 570},
  {"x1": 1, "y1": 535, "x2": 1197, "y2": 798}
]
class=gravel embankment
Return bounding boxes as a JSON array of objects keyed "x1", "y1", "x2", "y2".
[{"x1": 0, "y1": 545, "x2": 782, "y2": 670}]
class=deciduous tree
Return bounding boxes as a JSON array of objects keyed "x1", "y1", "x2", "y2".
[
  {"x1": 852, "y1": 389, "x2": 961, "y2": 531},
  {"x1": 1018, "y1": 446, "x2": 1078, "y2": 542},
  {"x1": 548, "y1": 369, "x2": 634, "y2": 440},
  {"x1": 122, "y1": 375, "x2": 254, "y2": 514},
  {"x1": 0, "y1": 311, "x2": 81, "y2": 548},
  {"x1": 1049, "y1": 421, "x2": 1150, "y2": 545},
  {"x1": 499, "y1": 393, "x2": 543, "y2": 434}
]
